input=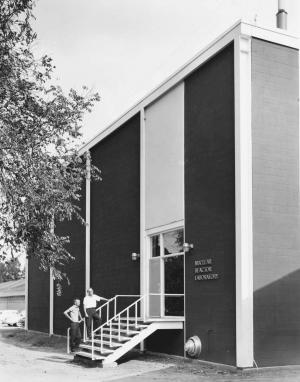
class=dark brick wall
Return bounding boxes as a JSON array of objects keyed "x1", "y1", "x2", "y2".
[
  {"x1": 252, "y1": 39, "x2": 300, "y2": 366},
  {"x1": 184, "y1": 43, "x2": 236, "y2": 365},
  {"x1": 146, "y1": 329, "x2": 184, "y2": 356},
  {"x1": 90, "y1": 114, "x2": 140, "y2": 299},
  {"x1": 53, "y1": 185, "x2": 86, "y2": 335},
  {"x1": 28, "y1": 257, "x2": 50, "y2": 333}
]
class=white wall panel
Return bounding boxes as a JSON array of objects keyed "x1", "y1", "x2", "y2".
[{"x1": 145, "y1": 83, "x2": 184, "y2": 230}]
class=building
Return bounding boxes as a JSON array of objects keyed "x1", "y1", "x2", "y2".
[
  {"x1": 0, "y1": 279, "x2": 25, "y2": 311},
  {"x1": 26, "y1": 20, "x2": 299, "y2": 368}
]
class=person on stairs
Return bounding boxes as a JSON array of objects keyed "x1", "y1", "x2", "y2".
[{"x1": 83, "y1": 288, "x2": 108, "y2": 339}]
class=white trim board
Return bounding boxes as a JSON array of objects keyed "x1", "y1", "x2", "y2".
[
  {"x1": 140, "y1": 108, "x2": 146, "y2": 321},
  {"x1": 145, "y1": 220, "x2": 184, "y2": 236},
  {"x1": 234, "y1": 34, "x2": 253, "y2": 368},
  {"x1": 78, "y1": 20, "x2": 298, "y2": 156}
]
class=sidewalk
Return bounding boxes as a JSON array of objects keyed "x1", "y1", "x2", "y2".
[{"x1": 1, "y1": 328, "x2": 300, "y2": 381}]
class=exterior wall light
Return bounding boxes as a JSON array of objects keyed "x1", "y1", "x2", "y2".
[
  {"x1": 131, "y1": 252, "x2": 140, "y2": 261},
  {"x1": 183, "y1": 242, "x2": 194, "y2": 253},
  {"x1": 185, "y1": 336, "x2": 202, "y2": 358}
]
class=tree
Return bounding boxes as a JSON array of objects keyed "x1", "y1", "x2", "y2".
[
  {"x1": 0, "y1": 258, "x2": 24, "y2": 283},
  {"x1": 0, "y1": 0, "x2": 100, "y2": 283}
]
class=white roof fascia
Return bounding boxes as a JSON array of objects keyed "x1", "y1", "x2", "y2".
[
  {"x1": 78, "y1": 20, "x2": 299, "y2": 155},
  {"x1": 78, "y1": 20, "x2": 242, "y2": 155},
  {"x1": 241, "y1": 22, "x2": 299, "y2": 49},
  {"x1": 0, "y1": 292, "x2": 25, "y2": 297}
]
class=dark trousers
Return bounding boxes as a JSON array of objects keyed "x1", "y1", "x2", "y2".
[
  {"x1": 86, "y1": 308, "x2": 101, "y2": 337},
  {"x1": 70, "y1": 322, "x2": 81, "y2": 351}
]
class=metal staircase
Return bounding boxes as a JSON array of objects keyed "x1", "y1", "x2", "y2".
[{"x1": 67, "y1": 295, "x2": 183, "y2": 366}]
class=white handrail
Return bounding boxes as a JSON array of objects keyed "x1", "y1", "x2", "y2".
[
  {"x1": 112, "y1": 294, "x2": 142, "y2": 318},
  {"x1": 93, "y1": 296, "x2": 144, "y2": 335},
  {"x1": 96, "y1": 296, "x2": 116, "y2": 318},
  {"x1": 91, "y1": 295, "x2": 145, "y2": 356},
  {"x1": 76, "y1": 294, "x2": 146, "y2": 359}
]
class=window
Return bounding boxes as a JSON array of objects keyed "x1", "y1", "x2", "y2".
[{"x1": 149, "y1": 228, "x2": 184, "y2": 317}]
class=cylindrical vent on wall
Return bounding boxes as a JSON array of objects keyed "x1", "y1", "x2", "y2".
[{"x1": 276, "y1": 0, "x2": 288, "y2": 30}]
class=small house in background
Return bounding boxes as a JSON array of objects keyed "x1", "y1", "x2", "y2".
[{"x1": 0, "y1": 279, "x2": 25, "y2": 311}]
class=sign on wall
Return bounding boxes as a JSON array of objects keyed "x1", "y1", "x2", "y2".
[{"x1": 194, "y1": 258, "x2": 219, "y2": 281}]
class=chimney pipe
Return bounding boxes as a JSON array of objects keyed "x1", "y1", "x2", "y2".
[{"x1": 276, "y1": 0, "x2": 287, "y2": 29}]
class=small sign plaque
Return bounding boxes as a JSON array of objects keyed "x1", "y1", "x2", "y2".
[{"x1": 194, "y1": 258, "x2": 219, "y2": 281}]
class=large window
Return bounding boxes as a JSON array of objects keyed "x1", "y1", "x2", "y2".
[{"x1": 149, "y1": 228, "x2": 184, "y2": 317}]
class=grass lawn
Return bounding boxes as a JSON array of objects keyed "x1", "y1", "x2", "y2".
[{"x1": 0, "y1": 328, "x2": 66, "y2": 352}]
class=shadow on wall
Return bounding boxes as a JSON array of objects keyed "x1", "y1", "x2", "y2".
[{"x1": 254, "y1": 269, "x2": 300, "y2": 367}]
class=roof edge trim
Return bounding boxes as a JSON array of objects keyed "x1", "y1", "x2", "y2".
[{"x1": 79, "y1": 20, "x2": 298, "y2": 154}]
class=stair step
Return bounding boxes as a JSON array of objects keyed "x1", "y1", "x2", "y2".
[
  {"x1": 79, "y1": 344, "x2": 114, "y2": 354},
  {"x1": 102, "y1": 328, "x2": 140, "y2": 335},
  {"x1": 95, "y1": 333, "x2": 131, "y2": 341},
  {"x1": 86, "y1": 339, "x2": 123, "y2": 348},
  {"x1": 75, "y1": 351, "x2": 106, "y2": 360},
  {"x1": 111, "y1": 323, "x2": 148, "y2": 329},
  {"x1": 119, "y1": 317, "x2": 143, "y2": 322}
]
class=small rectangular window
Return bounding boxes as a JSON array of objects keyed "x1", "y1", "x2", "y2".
[{"x1": 151, "y1": 235, "x2": 160, "y2": 257}]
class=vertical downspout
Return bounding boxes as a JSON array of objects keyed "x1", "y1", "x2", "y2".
[{"x1": 85, "y1": 152, "x2": 91, "y2": 291}]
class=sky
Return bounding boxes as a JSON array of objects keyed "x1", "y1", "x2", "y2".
[{"x1": 32, "y1": 0, "x2": 300, "y2": 144}]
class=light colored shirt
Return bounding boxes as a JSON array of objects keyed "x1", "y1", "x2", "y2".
[
  {"x1": 83, "y1": 294, "x2": 101, "y2": 309},
  {"x1": 64, "y1": 305, "x2": 81, "y2": 322}
]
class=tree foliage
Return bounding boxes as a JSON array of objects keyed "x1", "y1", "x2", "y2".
[
  {"x1": 0, "y1": 258, "x2": 24, "y2": 283},
  {"x1": 0, "y1": 0, "x2": 100, "y2": 282}
]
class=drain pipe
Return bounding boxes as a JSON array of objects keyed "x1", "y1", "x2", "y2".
[{"x1": 276, "y1": 0, "x2": 288, "y2": 30}]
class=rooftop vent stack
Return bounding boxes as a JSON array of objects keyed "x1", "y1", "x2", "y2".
[{"x1": 276, "y1": 0, "x2": 288, "y2": 29}]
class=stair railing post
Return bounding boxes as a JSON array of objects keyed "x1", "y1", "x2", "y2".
[
  {"x1": 109, "y1": 319, "x2": 112, "y2": 347},
  {"x1": 118, "y1": 314, "x2": 121, "y2": 341},
  {"x1": 143, "y1": 295, "x2": 146, "y2": 321},
  {"x1": 101, "y1": 327, "x2": 103, "y2": 353},
  {"x1": 114, "y1": 297, "x2": 117, "y2": 318},
  {"x1": 126, "y1": 308, "x2": 129, "y2": 335},
  {"x1": 91, "y1": 320, "x2": 94, "y2": 360},
  {"x1": 135, "y1": 302, "x2": 137, "y2": 328},
  {"x1": 83, "y1": 317, "x2": 86, "y2": 342},
  {"x1": 107, "y1": 303, "x2": 109, "y2": 322}
]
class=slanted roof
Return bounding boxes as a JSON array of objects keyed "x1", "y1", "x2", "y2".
[
  {"x1": 78, "y1": 20, "x2": 299, "y2": 156},
  {"x1": 0, "y1": 279, "x2": 25, "y2": 297}
]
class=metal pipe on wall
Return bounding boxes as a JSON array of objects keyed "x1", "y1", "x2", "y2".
[{"x1": 276, "y1": 0, "x2": 288, "y2": 29}]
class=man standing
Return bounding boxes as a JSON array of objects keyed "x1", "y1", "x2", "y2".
[
  {"x1": 64, "y1": 298, "x2": 83, "y2": 352},
  {"x1": 83, "y1": 288, "x2": 108, "y2": 339}
]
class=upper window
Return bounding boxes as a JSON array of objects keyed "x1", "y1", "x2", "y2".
[{"x1": 150, "y1": 229, "x2": 184, "y2": 257}]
